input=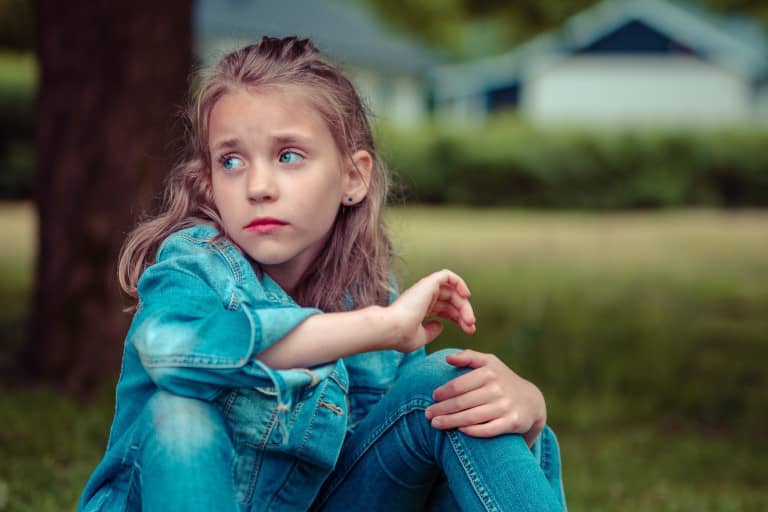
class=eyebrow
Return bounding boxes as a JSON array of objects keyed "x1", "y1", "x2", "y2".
[
  {"x1": 209, "y1": 133, "x2": 315, "y2": 154},
  {"x1": 273, "y1": 133, "x2": 313, "y2": 147},
  {"x1": 209, "y1": 138, "x2": 241, "y2": 153}
]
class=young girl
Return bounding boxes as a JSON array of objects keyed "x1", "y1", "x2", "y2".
[{"x1": 79, "y1": 36, "x2": 566, "y2": 511}]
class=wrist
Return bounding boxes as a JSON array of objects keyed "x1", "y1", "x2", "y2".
[{"x1": 363, "y1": 304, "x2": 401, "y2": 352}]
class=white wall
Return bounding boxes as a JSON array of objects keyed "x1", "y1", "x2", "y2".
[
  {"x1": 522, "y1": 56, "x2": 753, "y2": 127},
  {"x1": 347, "y1": 67, "x2": 428, "y2": 127}
]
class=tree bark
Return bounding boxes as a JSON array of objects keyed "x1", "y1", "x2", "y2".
[{"x1": 24, "y1": 0, "x2": 192, "y2": 395}]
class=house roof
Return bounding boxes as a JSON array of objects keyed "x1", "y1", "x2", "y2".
[
  {"x1": 195, "y1": 0, "x2": 447, "y2": 75},
  {"x1": 432, "y1": 0, "x2": 768, "y2": 101}
]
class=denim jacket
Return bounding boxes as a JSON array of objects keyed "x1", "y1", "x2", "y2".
[{"x1": 79, "y1": 224, "x2": 424, "y2": 511}]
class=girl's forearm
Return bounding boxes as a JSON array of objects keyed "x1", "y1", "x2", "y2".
[
  {"x1": 255, "y1": 306, "x2": 399, "y2": 369},
  {"x1": 257, "y1": 269, "x2": 475, "y2": 369}
]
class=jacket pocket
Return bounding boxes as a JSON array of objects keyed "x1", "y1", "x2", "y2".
[
  {"x1": 215, "y1": 375, "x2": 350, "y2": 506},
  {"x1": 215, "y1": 387, "x2": 278, "y2": 504},
  {"x1": 288, "y1": 373, "x2": 349, "y2": 470}
]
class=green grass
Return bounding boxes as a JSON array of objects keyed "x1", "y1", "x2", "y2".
[
  {"x1": 389, "y1": 207, "x2": 768, "y2": 428},
  {"x1": 0, "y1": 387, "x2": 114, "y2": 512},
  {"x1": 2, "y1": 202, "x2": 768, "y2": 510},
  {"x1": 391, "y1": 206, "x2": 768, "y2": 510}
]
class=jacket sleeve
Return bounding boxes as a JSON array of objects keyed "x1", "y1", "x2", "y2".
[{"x1": 130, "y1": 245, "x2": 322, "y2": 402}]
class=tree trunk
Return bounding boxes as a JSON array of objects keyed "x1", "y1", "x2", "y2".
[{"x1": 24, "y1": 0, "x2": 192, "y2": 395}]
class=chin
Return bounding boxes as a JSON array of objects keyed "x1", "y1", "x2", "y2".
[
  {"x1": 247, "y1": 253, "x2": 288, "y2": 266},
  {"x1": 249, "y1": 249, "x2": 296, "y2": 266},
  {"x1": 234, "y1": 242, "x2": 289, "y2": 264}
]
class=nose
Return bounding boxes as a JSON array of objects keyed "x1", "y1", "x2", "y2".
[{"x1": 246, "y1": 164, "x2": 279, "y2": 203}]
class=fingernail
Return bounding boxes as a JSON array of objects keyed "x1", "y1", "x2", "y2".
[{"x1": 424, "y1": 409, "x2": 432, "y2": 420}]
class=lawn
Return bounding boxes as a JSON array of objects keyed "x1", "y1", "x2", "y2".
[{"x1": 1, "y1": 202, "x2": 767, "y2": 510}]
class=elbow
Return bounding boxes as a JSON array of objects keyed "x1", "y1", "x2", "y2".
[{"x1": 145, "y1": 366, "x2": 220, "y2": 401}]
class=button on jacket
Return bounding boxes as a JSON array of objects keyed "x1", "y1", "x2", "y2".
[{"x1": 79, "y1": 224, "x2": 424, "y2": 511}]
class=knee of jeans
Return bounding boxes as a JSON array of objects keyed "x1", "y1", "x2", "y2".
[
  {"x1": 141, "y1": 391, "x2": 231, "y2": 460},
  {"x1": 400, "y1": 348, "x2": 469, "y2": 400},
  {"x1": 539, "y1": 425, "x2": 563, "y2": 462}
]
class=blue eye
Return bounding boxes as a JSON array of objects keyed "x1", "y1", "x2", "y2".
[
  {"x1": 279, "y1": 151, "x2": 303, "y2": 164},
  {"x1": 222, "y1": 156, "x2": 243, "y2": 171}
]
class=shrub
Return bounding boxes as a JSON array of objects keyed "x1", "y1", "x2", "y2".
[{"x1": 377, "y1": 117, "x2": 768, "y2": 208}]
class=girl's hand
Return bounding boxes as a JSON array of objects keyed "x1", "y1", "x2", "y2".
[
  {"x1": 388, "y1": 269, "x2": 476, "y2": 353},
  {"x1": 424, "y1": 350, "x2": 546, "y2": 447}
]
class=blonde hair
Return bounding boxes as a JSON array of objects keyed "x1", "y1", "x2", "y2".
[{"x1": 119, "y1": 36, "x2": 394, "y2": 311}]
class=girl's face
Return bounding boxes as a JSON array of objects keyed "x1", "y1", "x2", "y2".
[{"x1": 208, "y1": 88, "x2": 371, "y2": 293}]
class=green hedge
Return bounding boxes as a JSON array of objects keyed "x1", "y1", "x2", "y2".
[
  {"x1": 377, "y1": 117, "x2": 768, "y2": 208},
  {"x1": 0, "y1": 52, "x2": 35, "y2": 199}
]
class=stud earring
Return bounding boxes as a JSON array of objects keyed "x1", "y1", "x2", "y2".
[{"x1": 347, "y1": 197, "x2": 354, "y2": 203}]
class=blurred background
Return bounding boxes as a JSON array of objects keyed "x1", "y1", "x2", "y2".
[{"x1": 1, "y1": 0, "x2": 767, "y2": 510}]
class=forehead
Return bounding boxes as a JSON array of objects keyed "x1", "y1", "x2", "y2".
[{"x1": 208, "y1": 87, "x2": 330, "y2": 145}]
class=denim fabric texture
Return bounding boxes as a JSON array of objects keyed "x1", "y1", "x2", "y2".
[
  {"x1": 313, "y1": 350, "x2": 566, "y2": 512},
  {"x1": 79, "y1": 224, "x2": 566, "y2": 511}
]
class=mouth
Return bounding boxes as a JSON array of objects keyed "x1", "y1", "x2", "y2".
[{"x1": 244, "y1": 217, "x2": 287, "y2": 233}]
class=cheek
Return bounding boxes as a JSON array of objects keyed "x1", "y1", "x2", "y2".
[
  {"x1": 211, "y1": 177, "x2": 236, "y2": 220},
  {"x1": 306, "y1": 194, "x2": 340, "y2": 225},
  {"x1": 300, "y1": 188, "x2": 341, "y2": 230},
  {"x1": 303, "y1": 172, "x2": 343, "y2": 209}
]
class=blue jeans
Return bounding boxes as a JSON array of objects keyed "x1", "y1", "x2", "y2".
[
  {"x1": 123, "y1": 391, "x2": 240, "y2": 511},
  {"x1": 124, "y1": 351, "x2": 566, "y2": 511},
  {"x1": 312, "y1": 350, "x2": 567, "y2": 511}
]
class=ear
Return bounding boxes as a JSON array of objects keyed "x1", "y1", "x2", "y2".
[{"x1": 341, "y1": 150, "x2": 373, "y2": 206}]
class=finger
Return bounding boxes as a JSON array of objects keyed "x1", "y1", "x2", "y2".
[
  {"x1": 433, "y1": 269, "x2": 471, "y2": 298},
  {"x1": 421, "y1": 320, "x2": 444, "y2": 344},
  {"x1": 458, "y1": 418, "x2": 510, "y2": 438},
  {"x1": 432, "y1": 366, "x2": 490, "y2": 401},
  {"x1": 436, "y1": 286, "x2": 466, "y2": 311},
  {"x1": 460, "y1": 319, "x2": 477, "y2": 335},
  {"x1": 459, "y1": 301, "x2": 476, "y2": 331},
  {"x1": 425, "y1": 386, "x2": 492, "y2": 419},
  {"x1": 523, "y1": 422, "x2": 545, "y2": 448},
  {"x1": 429, "y1": 302, "x2": 462, "y2": 323},
  {"x1": 438, "y1": 269, "x2": 471, "y2": 297},
  {"x1": 446, "y1": 292, "x2": 476, "y2": 327},
  {"x1": 435, "y1": 288, "x2": 476, "y2": 327},
  {"x1": 430, "y1": 404, "x2": 499, "y2": 430},
  {"x1": 429, "y1": 302, "x2": 475, "y2": 333},
  {"x1": 444, "y1": 349, "x2": 492, "y2": 370}
]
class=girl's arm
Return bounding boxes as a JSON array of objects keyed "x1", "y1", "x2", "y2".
[{"x1": 256, "y1": 269, "x2": 476, "y2": 369}]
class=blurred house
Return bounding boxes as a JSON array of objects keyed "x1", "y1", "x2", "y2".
[
  {"x1": 195, "y1": 0, "x2": 446, "y2": 126},
  {"x1": 432, "y1": 0, "x2": 768, "y2": 127}
]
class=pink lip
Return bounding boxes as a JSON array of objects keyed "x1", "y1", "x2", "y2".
[{"x1": 244, "y1": 217, "x2": 287, "y2": 233}]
